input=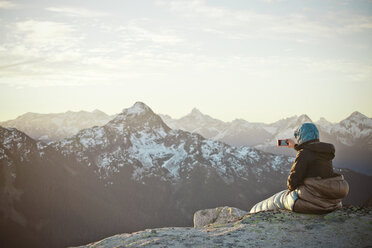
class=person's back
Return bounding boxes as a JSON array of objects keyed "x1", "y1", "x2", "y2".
[
  {"x1": 287, "y1": 140, "x2": 335, "y2": 192},
  {"x1": 300, "y1": 142, "x2": 335, "y2": 178}
]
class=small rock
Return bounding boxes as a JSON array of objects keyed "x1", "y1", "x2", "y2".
[{"x1": 193, "y1": 206, "x2": 248, "y2": 228}]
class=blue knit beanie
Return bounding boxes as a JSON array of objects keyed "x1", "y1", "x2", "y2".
[{"x1": 294, "y1": 123, "x2": 319, "y2": 145}]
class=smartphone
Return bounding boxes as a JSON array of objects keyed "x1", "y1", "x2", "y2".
[{"x1": 277, "y1": 139, "x2": 289, "y2": 146}]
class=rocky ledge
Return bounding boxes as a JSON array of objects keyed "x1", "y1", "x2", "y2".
[{"x1": 74, "y1": 206, "x2": 372, "y2": 248}]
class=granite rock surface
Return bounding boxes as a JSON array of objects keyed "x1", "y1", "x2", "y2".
[{"x1": 74, "y1": 206, "x2": 372, "y2": 248}]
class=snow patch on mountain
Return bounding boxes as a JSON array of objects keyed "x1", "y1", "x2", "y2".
[{"x1": 0, "y1": 127, "x2": 38, "y2": 164}]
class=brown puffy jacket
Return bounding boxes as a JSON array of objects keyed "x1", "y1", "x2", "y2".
[
  {"x1": 287, "y1": 140, "x2": 335, "y2": 191},
  {"x1": 293, "y1": 174, "x2": 349, "y2": 214}
]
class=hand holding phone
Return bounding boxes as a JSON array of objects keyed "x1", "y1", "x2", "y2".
[
  {"x1": 287, "y1": 139, "x2": 295, "y2": 149},
  {"x1": 277, "y1": 139, "x2": 296, "y2": 149}
]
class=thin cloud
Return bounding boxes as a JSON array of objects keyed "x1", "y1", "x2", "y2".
[
  {"x1": 0, "y1": 19, "x2": 84, "y2": 85},
  {"x1": 0, "y1": 0, "x2": 18, "y2": 9},
  {"x1": 0, "y1": 0, "x2": 371, "y2": 89},
  {"x1": 157, "y1": 0, "x2": 372, "y2": 42},
  {"x1": 0, "y1": 59, "x2": 45, "y2": 70},
  {"x1": 118, "y1": 22, "x2": 183, "y2": 45},
  {"x1": 15, "y1": 20, "x2": 79, "y2": 48},
  {"x1": 46, "y1": 7, "x2": 110, "y2": 18}
]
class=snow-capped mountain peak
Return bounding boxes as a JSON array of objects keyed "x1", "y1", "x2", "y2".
[
  {"x1": 190, "y1": 108, "x2": 203, "y2": 117},
  {"x1": 92, "y1": 109, "x2": 106, "y2": 115},
  {"x1": 341, "y1": 111, "x2": 372, "y2": 128},
  {"x1": 166, "y1": 108, "x2": 228, "y2": 139},
  {"x1": 52, "y1": 103, "x2": 173, "y2": 180},
  {"x1": 298, "y1": 114, "x2": 312, "y2": 123},
  {"x1": 316, "y1": 117, "x2": 333, "y2": 132},
  {"x1": 111, "y1": 102, "x2": 170, "y2": 133},
  {"x1": 231, "y1": 119, "x2": 250, "y2": 127},
  {"x1": 271, "y1": 114, "x2": 313, "y2": 131},
  {"x1": 184, "y1": 108, "x2": 219, "y2": 123},
  {"x1": 316, "y1": 117, "x2": 332, "y2": 125},
  {"x1": 347, "y1": 111, "x2": 368, "y2": 122},
  {"x1": 122, "y1": 102, "x2": 153, "y2": 116}
]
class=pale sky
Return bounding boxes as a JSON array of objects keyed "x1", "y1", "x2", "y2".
[{"x1": 0, "y1": 0, "x2": 371, "y2": 123}]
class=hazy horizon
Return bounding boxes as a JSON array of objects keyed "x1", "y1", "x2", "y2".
[
  {"x1": 1, "y1": 0, "x2": 371, "y2": 123},
  {"x1": 0, "y1": 101, "x2": 370, "y2": 124}
]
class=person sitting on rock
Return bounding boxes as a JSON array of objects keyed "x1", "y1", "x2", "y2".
[{"x1": 250, "y1": 123, "x2": 349, "y2": 214}]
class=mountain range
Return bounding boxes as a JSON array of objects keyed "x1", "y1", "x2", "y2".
[
  {"x1": 0, "y1": 110, "x2": 113, "y2": 142},
  {"x1": 0, "y1": 102, "x2": 293, "y2": 247},
  {"x1": 161, "y1": 109, "x2": 372, "y2": 175},
  {"x1": 2, "y1": 107, "x2": 371, "y2": 175}
]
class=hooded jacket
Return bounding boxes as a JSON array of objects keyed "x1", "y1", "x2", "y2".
[{"x1": 287, "y1": 140, "x2": 336, "y2": 191}]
